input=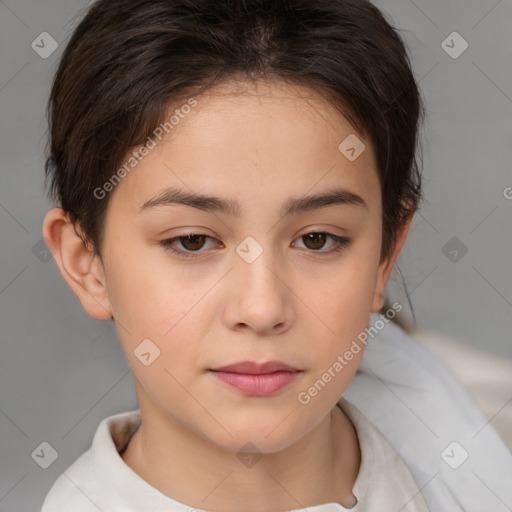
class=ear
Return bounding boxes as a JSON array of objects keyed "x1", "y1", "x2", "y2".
[
  {"x1": 371, "y1": 203, "x2": 415, "y2": 313},
  {"x1": 42, "y1": 207, "x2": 113, "y2": 320}
]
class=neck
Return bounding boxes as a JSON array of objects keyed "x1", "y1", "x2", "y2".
[{"x1": 121, "y1": 398, "x2": 360, "y2": 511}]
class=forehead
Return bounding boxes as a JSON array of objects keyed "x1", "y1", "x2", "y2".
[{"x1": 107, "y1": 79, "x2": 380, "y2": 216}]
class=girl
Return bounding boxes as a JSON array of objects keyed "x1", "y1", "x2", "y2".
[{"x1": 41, "y1": 1, "x2": 512, "y2": 511}]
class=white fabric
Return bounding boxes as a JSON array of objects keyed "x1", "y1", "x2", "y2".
[
  {"x1": 343, "y1": 312, "x2": 512, "y2": 512},
  {"x1": 40, "y1": 394, "x2": 429, "y2": 512},
  {"x1": 411, "y1": 328, "x2": 512, "y2": 451},
  {"x1": 40, "y1": 313, "x2": 512, "y2": 511},
  {"x1": 334, "y1": 398, "x2": 430, "y2": 512}
]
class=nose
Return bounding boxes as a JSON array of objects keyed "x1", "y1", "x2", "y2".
[{"x1": 223, "y1": 245, "x2": 295, "y2": 336}]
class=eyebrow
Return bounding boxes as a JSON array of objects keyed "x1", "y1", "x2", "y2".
[{"x1": 139, "y1": 186, "x2": 367, "y2": 217}]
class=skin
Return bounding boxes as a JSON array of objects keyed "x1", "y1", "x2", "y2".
[{"x1": 43, "y1": 79, "x2": 413, "y2": 511}]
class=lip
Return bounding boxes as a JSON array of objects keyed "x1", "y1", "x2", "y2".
[
  {"x1": 211, "y1": 360, "x2": 299, "y2": 374},
  {"x1": 209, "y1": 360, "x2": 302, "y2": 396}
]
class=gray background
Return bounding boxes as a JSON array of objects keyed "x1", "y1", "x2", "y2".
[{"x1": 0, "y1": 0, "x2": 511, "y2": 510}]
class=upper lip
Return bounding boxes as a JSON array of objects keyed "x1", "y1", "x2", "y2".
[{"x1": 210, "y1": 361, "x2": 300, "y2": 374}]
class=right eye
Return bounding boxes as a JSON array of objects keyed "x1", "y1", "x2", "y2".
[{"x1": 159, "y1": 233, "x2": 220, "y2": 258}]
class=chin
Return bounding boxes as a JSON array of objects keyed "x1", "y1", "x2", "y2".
[
  {"x1": 204, "y1": 415, "x2": 309, "y2": 455},
  {"x1": 216, "y1": 433, "x2": 301, "y2": 456}
]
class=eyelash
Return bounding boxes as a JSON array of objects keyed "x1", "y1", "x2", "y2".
[{"x1": 159, "y1": 232, "x2": 351, "y2": 259}]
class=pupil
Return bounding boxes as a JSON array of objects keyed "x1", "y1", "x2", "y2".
[
  {"x1": 305, "y1": 233, "x2": 325, "y2": 250},
  {"x1": 184, "y1": 235, "x2": 205, "y2": 250}
]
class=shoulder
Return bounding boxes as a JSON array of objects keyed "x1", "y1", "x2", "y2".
[
  {"x1": 40, "y1": 451, "x2": 100, "y2": 512},
  {"x1": 339, "y1": 398, "x2": 430, "y2": 511},
  {"x1": 40, "y1": 409, "x2": 140, "y2": 512},
  {"x1": 343, "y1": 313, "x2": 512, "y2": 511}
]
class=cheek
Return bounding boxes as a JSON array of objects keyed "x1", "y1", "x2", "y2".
[
  {"x1": 104, "y1": 253, "x2": 208, "y2": 392},
  {"x1": 107, "y1": 244, "x2": 204, "y2": 334},
  {"x1": 115, "y1": 285, "x2": 205, "y2": 410},
  {"x1": 302, "y1": 244, "x2": 379, "y2": 375},
  {"x1": 311, "y1": 254, "x2": 378, "y2": 329}
]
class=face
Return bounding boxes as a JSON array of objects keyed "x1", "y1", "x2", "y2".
[{"x1": 54, "y1": 80, "x2": 403, "y2": 454}]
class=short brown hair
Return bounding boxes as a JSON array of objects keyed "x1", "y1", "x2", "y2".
[{"x1": 44, "y1": 0, "x2": 425, "y2": 321}]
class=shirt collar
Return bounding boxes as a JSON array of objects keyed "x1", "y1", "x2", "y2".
[{"x1": 89, "y1": 402, "x2": 368, "y2": 511}]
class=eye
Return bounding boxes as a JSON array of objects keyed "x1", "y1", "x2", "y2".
[
  {"x1": 292, "y1": 232, "x2": 351, "y2": 253},
  {"x1": 159, "y1": 233, "x2": 219, "y2": 258},
  {"x1": 160, "y1": 231, "x2": 351, "y2": 258}
]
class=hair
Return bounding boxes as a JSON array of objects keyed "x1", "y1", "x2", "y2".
[{"x1": 44, "y1": 0, "x2": 425, "y2": 328}]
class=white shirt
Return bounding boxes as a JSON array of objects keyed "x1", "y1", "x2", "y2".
[
  {"x1": 40, "y1": 396, "x2": 428, "y2": 512},
  {"x1": 41, "y1": 314, "x2": 512, "y2": 511},
  {"x1": 343, "y1": 314, "x2": 512, "y2": 512}
]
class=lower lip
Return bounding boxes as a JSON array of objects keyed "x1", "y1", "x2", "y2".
[{"x1": 209, "y1": 370, "x2": 300, "y2": 396}]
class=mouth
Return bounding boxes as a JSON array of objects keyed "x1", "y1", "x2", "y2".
[{"x1": 208, "y1": 360, "x2": 302, "y2": 396}]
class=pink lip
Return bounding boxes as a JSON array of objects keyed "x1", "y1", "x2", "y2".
[{"x1": 209, "y1": 361, "x2": 301, "y2": 396}]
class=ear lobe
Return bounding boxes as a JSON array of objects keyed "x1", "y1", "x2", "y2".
[
  {"x1": 42, "y1": 207, "x2": 113, "y2": 320},
  {"x1": 371, "y1": 204, "x2": 415, "y2": 313}
]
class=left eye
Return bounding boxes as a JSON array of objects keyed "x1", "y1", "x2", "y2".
[
  {"x1": 293, "y1": 232, "x2": 351, "y2": 253},
  {"x1": 159, "y1": 232, "x2": 351, "y2": 258}
]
